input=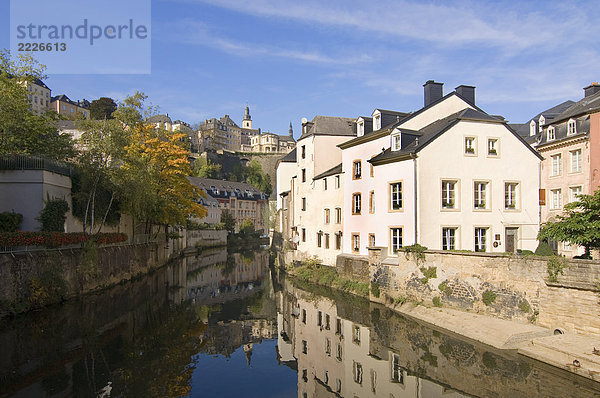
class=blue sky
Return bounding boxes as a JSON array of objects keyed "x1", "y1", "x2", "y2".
[{"x1": 1, "y1": 0, "x2": 599, "y2": 137}]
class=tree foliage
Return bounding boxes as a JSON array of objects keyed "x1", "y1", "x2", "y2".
[
  {"x1": 37, "y1": 196, "x2": 69, "y2": 232},
  {"x1": 221, "y1": 209, "x2": 236, "y2": 233},
  {"x1": 538, "y1": 189, "x2": 600, "y2": 253},
  {"x1": 193, "y1": 157, "x2": 221, "y2": 178},
  {"x1": 89, "y1": 97, "x2": 117, "y2": 120},
  {"x1": 0, "y1": 50, "x2": 74, "y2": 160}
]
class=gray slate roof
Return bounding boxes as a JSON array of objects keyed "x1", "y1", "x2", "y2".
[
  {"x1": 279, "y1": 148, "x2": 297, "y2": 163},
  {"x1": 187, "y1": 177, "x2": 268, "y2": 200},
  {"x1": 299, "y1": 116, "x2": 356, "y2": 140},
  {"x1": 313, "y1": 163, "x2": 342, "y2": 180},
  {"x1": 514, "y1": 100, "x2": 575, "y2": 139},
  {"x1": 369, "y1": 108, "x2": 541, "y2": 164},
  {"x1": 552, "y1": 90, "x2": 600, "y2": 123}
]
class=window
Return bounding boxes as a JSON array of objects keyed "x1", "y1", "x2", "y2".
[
  {"x1": 392, "y1": 133, "x2": 401, "y2": 151},
  {"x1": 474, "y1": 182, "x2": 488, "y2": 209},
  {"x1": 352, "y1": 193, "x2": 361, "y2": 214},
  {"x1": 335, "y1": 233, "x2": 342, "y2": 250},
  {"x1": 442, "y1": 227, "x2": 456, "y2": 250},
  {"x1": 568, "y1": 119, "x2": 577, "y2": 135},
  {"x1": 325, "y1": 314, "x2": 330, "y2": 329},
  {"x1": 302, "y1": 340, "x2": 308, "y2": 354},
  {"x1": 505, "y1": 182, "x2": 519, "y2": 209},
  {"x1": 551, "y1": 154, "x2": 562, "y2": 176},
  {"x1": 301, "y1": 197, "x2": 306, "y2": 211},
  {"x1": 369, "y1": 191, "x2": 375, "y2": 213},
  {"x1": 335, "y1": 175, "x2": 340, "y2": 189},
  {"x1": 370, "y1": 163, "x2": 374, "y2": 177},
  {"x1": 465, "y1": 137, "x2": 476, "y2": 154},
  {"x1": 301, "y1": 145, "x2": 306, "y2": 159},
  {"x1": 325, "y1": 233, "x2": 330, "y2": 249},
  {"x1": 529, "y1": 120, "x2": 536, "y2": 137},
  {"x1": 302, "y1": 369, "x2": 308, "y2": 383},
  {"x1": 323, "y1": 178, "x2": 327, "y2": 190},
  {"x1": 336, "y1": 379, "x2": 342, "y2": 393},
  {"x1": 352, "y1": 233, "x2": 360, "y2": 253},
  {"x1": 353, "y1": 325, "x2": 361, "y2": 344},
  {"x1": 324, "y1": 209, "x2": 330, "y2": 224},
  {"x1": 318, "y1": 311, "x2": 322, "y2": 326},
  {"x1": 547, "y1": 126, "x2": 556, "y2": 141},
  {"x1": 302, "y1": 228, "x2": 306, "y2": 242},
  {"x1": 353, "y1": 362, "x2": 363, "y2": 384},
  {"x1": 336, "y1": 343, "x2": 343, "y2": 361},
  {"x1": 570, "y1": 149, "x2": 582, "y2": 173},
  {"x1": 391, "y1": 354, "x2": 404, "y2": 384},
  {"x1": 371, "y1": 370, "x2": 377, "y2": 393},
  {"x1": 336, "y1": 318, "x2": 342, "y2": 334},
  {"x1": 335, "y1": 208, "x2": 342, "y2": 224},
  {"x1": 442, "y1": 180, "x2": 457, "y2": 209},
  {"x1": 369, "y1": 233, "x2": 375, "y2": 247},
  {"x1": 390, "y1": 227, "x2": 402, "y2": 253},
  {"x1": 301, "y1": 169, "x2": 306, "y2": 182},
  {"x1": 317, "y1": 232, "x2": 322, "y2": 248},
  {"x1": 570, "y1": 186, "x2": 583, "y2": 202},
  {"x1": 539, "y1": 116, "x2": 545, "y2": 132},
  {"x1": 551, "y1": 189, "x2": 562, "y2": 209},
  {"x1": 302, "y1": 309, "x2": 307, "y2": 323},
  {"x1": 325, "y1": 371, "x2": 329, "y2": 385},
  {"x1": 474, "y1": 227, "x2": 487, "y2": 252},
  {"x1": 390, "y1": 182, "x2": 402, "y2": 210},
  {"x1": 353, "y1": 161, "x2": 362, "y2": 179},
  {"x1": 487, "y1": 138, "x2": 498, "y2": 156}
]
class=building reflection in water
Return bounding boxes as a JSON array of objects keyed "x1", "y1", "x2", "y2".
[{"x1": 276, "y1": 279, "x2": 466, "y2": 398}]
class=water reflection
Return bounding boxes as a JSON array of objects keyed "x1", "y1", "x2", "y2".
[{"x1": 1, "y1": 249, "x2": 600, "y2": 397}]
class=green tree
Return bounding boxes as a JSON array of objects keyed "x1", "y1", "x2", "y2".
[
  {"x1": 193, "y1": 157, "x2": 221, "y2": 178},
  {"x1": 0, "y1": 50, "x2": 75, "y2": 160},
  {"x1": 244, "y1": 160, "x2": 272, "y2": 196},
  {"x1": 239, "y1": 218, "x2": 255, "y2": 236},
  {"x1": 89, "y1": 97, "x2": 117, "y2": 120},
  {"x1": 221, "y1": 209, "x2": 236, "y2": 233},
  {"x1": 37, "y1": 196, "x2": 69, "y2": 232},
  {"x1": 538, "y1": 189, "x2": 600, "y2": 255}
]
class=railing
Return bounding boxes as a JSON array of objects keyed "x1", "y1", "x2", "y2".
[{"x1": 0, "y1": 155, "x2": 72, "y2": 176}]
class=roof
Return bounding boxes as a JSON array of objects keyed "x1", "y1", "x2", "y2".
[
  {"x1": 313, "y1": 163, "x2": 342, "y2": 180},
  {"x1": 279, "y1": 148, "x2": 297, "y2": 163},
  {"x1": 187, "y1": 177, "x2": 269, "y2": 200},
  {"x1": 299, "y1": 116, "x2": 356, "y2": 140},
  {"x1": 146, "y1": 114, "x2": 173, "y2": 124},
  {"x1": 32, "y1": 78, "x2": 50, "y2": 90},
  {"x1": 278, "y1": 135, "x2": 296, "y2": 142},
  {"x1": 50, "y1": 94, "x2": 89, "y2": 108},
  {"x1": 534, "y1": 116, "x2": 590, "y2": 148},
  {"x1": 369, "y1": 108, "x2": 542, "y2": 165},
  {"x1": 552, "y1": 90, "x2": 600, "y2": 123},
  {"x1": 514, "y1": 100, "x2": 575, "y2": 138}
]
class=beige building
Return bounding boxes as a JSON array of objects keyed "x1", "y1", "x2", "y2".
[
  {"x1": 250, "y1": 123, "x2": 296, "y2": 153},
  {"x1": 288, "y1": 116, "x2": 356, "y2": 265},
  {"x1": 49, "y1": 94, "x2": 90, "y2": 119},
  {"x1": 24, "y1": 78, "x2": 51, "y2": 115}
]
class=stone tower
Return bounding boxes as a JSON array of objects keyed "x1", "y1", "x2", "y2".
[
  {"x1": 242, "y1": 105, "x2": 252, "y2": 129},
  {"x1": 289, "y1": 121, "x2": 293, "y2": 138}
]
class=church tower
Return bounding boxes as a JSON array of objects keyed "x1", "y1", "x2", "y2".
[
  {"x1": 242, "y1": 105, "x2": 252, "y2": 129},
  {"x1": 289, "y1": 121, "x2": 293, "y2": 138}
]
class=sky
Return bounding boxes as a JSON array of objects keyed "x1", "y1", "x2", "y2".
[{"x1": 1, "y1": 0, "x2": 599, "y2": 138}]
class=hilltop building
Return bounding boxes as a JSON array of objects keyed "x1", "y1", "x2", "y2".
[
  {"x1": 49, "y1": 95, "x2": 90, "y2": 119},
  {"x1": 24, "y1": 78, "x2": 51, "y2": 115}
]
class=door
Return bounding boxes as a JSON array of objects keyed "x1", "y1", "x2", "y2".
[{"x1": 505, "y1": 227, "x2": 518, "y2": 253}]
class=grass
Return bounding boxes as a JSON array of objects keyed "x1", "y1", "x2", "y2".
[
  {"x1": 292, "y1": 263, "x2": 370, "y2": 297},
  {"x1": 482, "y1": 290, "x2": 496, "y2": 306}
]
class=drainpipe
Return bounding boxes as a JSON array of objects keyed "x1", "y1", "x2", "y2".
[{"x1": 412, "y1": 154, "x2": 418, "y2": 245}]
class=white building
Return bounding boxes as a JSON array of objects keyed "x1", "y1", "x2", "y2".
[
  {"x1": 340, "y1": 81, "x2": 542, "y2": 256},
  {"x1": 288, "y1": 116, "x2": 356, "y2": 265},
  {"x1": 24, "y1": 78, "x2": 51, "y2": 115}
]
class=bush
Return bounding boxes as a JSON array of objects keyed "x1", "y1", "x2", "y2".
[
  {"x1": 519, "y1": 300, "x2": 531, "y2": 313},
  {"x1": 371, "y1": 282, "x2": 381, "y2": 298},
  {"x1": 482, "y1": 290, "x2": 496, "y2": 306},
  {"x1": 37, "y1": 197, "x2": 69, "y2": 232},
  {"x1": 0, "y1": 212, "x2": 22, "y2": 232},
  {"x1": 535, "y1": 241, "x2": 556, "y2": 256},
  {"x1": 547, "y1": 256, "x2": 567, "y2": 282},
  {"x1": 432, "y1": 296, "x2": 442, "y2": 307},
  {"x1": 0, "y1": 231, "x2": 127, "y2": 248},
  {"x1": 419, "y1": 266, "x2": 437, "y2": 284}
]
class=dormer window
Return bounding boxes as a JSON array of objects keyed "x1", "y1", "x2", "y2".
[
  {"x1": 357, "y1": 121, "x2": 364, "y2": 137},
  {"x1": 373, "y1": 113, "x2": 381, "y2": 130},
  {"x1": 547, "y1": 126, "x2": 556, "y2": 141},
  {"x1": 567, "y1": 119, "x2": 577, "y2": 135},
  {"x1": 391, "y1": 133, "x2": 401, "y2": 151},
  {"x1": 529, "y1": 120, "x2": 536, "y2": 137},
  {"x1": 539, "y1": 116, "x2": 545, "y2": 133}
]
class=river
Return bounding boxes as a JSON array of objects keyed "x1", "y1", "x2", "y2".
[{"x1": 0, "y1": 248, "x2": 599, "y2": 397}]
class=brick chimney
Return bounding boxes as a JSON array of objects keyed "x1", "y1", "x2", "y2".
[{"x1": 423, "y1": 80, "x2": 443, "y2": 107}]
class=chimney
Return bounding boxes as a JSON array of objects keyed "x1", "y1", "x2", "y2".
[
  {"x1": 423, "y1": 80, "x2": 443, "y2": 107},
  {"x1": 455, "y1": 85, "x2": 476, "y2": 106},
  {"x1": 584, "y1": 82, "x2": 600, "y2": 98}
]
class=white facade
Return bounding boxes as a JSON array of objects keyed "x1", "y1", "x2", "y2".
[{"x1": 341, "y1": 87, "x2": 541, "y2": 255}]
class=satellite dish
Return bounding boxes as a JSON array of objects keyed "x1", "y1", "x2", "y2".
[{"x1": 301, "y1": 117, "x2": 308, "y2": 124}]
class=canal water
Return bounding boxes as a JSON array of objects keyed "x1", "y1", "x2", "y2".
[{"x1": 1, "y1": 248, "x2": 599, "y2": 397}]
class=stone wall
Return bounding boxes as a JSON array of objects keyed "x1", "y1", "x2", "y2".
[
  {"x1": 368, "y1": 249, "x2": 600, "y2": 337},
  {"x1": 186, "y1": 229, "x2": 227, "y2": 249},
  {"x1": 336, "y1": 253, "x2": 370, "y2": 283},
  {"x1": 0, "y1": 241, "x2": 173, "y2": 317}
]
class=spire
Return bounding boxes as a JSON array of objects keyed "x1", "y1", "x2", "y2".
[
  {"x1": 243, "y1": 105, "x2": 251, "y2": 121},
  {"x1": 242, "y1": 105, "x2": 252, "y2": 129},
  {"x1": 289, "y1": 121, "x2": 293, "y2": 138}
]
